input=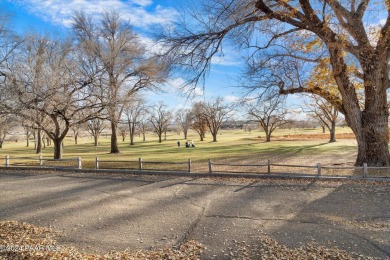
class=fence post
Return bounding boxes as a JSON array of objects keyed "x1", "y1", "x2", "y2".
[
  {"x1": 138, "y1": 158, "x2": 142, "y2": 171},
  {"x1": 188, "y1": 159, "x2": 191, "y2": 173},
  {"x1": 363, "y1": 163, "x2": 368, "y2": 178},
  {"x1": 5, "y1": 155, "x2": 9, "y2": 167},
  {"x1": 39, "y1": 155, "x2": 43, "y2": 167},
  {"x1": 317, "y1": 163, "x2": 321, "y2": 176},
  {"x1": 208, "y1": 159, "x2": 212, "y2": 173},
  {"x1": 267, "y1": 160, "x2": 271, "y2": 175},
  {"x1": 95, "y1": 157, "x2": 99, "y2": 170},
  {"x1": 77, "y1": 157, "x2": 82, "y2": 169}
]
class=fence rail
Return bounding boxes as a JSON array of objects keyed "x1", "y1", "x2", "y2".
[
  {"x1": 4, "y1": 155, "x2": 81, "y2": 169},
  {"x1": 2, "y1": 155, "x2": 389, "y2": 180}
]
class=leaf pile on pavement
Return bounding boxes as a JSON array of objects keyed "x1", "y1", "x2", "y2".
[
  {"x1": 0, "y1": 221, "x2": 203, "y2": 259},
  {"x1": 229, "y1": 235, "x2": 372, "y2": 260}
]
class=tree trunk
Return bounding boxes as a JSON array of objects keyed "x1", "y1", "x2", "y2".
[
  {"x1": 36, "y1": 129, "x2": 42, "y2": 154},
  {"x1": 110, "y1": 121, "x2": 120, "y2": 153},
  {"x1": 322, "y1": 126, "x2": 326, "y2": 133},
  {"x1": 265, "y1": 133, "x2": 271, "y2": 142},
  {"x1": 329, "y1": 122, "x2": 336, "y2": 143},
  {"x1": 353, "y1": 111, "x2": 390, "y2": 166},
  {"x1": 142, "y1": 133, "x2": 146, "y2": 141},
  {"x1": 53, "y1": 138, "x2": 62, "y2": 159},
  {"x1": 158, "y1": 133, "x2": 162, "y2": 143},
  {"x1": 129, "y1": 123, "x2": 135, "y2": 145},
  {"x1": 26, "y1": 134, "x2": 29, "y2": 147},
  {"x1": 75, "y1": 135, "x2": 78, "y2": 144},
  {"x1": 33, "y1": 131, "x2": 37, "y2": 150},
  {"x1": 94, "y1": 135, "x2": 99, "y2": 146},
  {"x1": 0, "y1": 140, "x2": 3, "y2": 148},
  {"x1": 184, "y1": 130, "x2": 188, "y2": 139},
  {"x1": 212, "y1": 133, "x2": 217, "y2": 142}
]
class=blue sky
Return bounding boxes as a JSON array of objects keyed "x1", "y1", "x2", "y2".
[
  {"x1": 1, "y1": 0, "x2": 305, "y2": 116},
  {"x1": 1, "y1": 0, "x2": 248, "y2": 109}
]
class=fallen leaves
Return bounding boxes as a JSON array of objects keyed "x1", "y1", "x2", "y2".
[
  {"x1": 0, "y1": 221, "x2": 203, "y2": 260},
  {"x1": 229, "y1": 235, "x2": 370, "y2": 260}
]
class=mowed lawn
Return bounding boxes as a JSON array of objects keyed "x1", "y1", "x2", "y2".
[{"x1": 0, "y1": 127, "x2": 360, "y2": 170}]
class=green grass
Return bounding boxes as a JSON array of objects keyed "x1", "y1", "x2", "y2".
[{"x1": 0, "y1": 127, "x2": 358, "y2": 170}]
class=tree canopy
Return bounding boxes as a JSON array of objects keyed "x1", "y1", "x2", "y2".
[{"x1": 160, "y1": 0, "x2": 390, "y2": 166}]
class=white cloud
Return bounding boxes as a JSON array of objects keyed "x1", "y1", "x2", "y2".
[
  {"x1": 10, "y1": 0, "x2": 179, "y2": 30},
  {"x1": 166, "y1": 77, "x2": 186, "y2": 91},
  {"x1": 224, "y1": 95, "x2": 240, "y2": 103},
  {"x1": 210, "y1": 51, "x2": 242, "y2": 67},
  {"x1": 131, "y1": 0, "x2": 153, "y2": 7}
]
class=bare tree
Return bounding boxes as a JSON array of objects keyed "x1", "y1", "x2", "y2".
[
  {"x1": 123, "y1": 95, "x2": 146, "y2": 145},
  {"x1": 160, "y1": 0, "x2": 390, "y2": 166},
  {"x1": 149, "y1": 103, "x2": 172, "y2": 143},
  {"x1": 191, "y1": 102, "x2": 208, "y2": 141},
  {"x1": 23, "y1": 125, "x2": 32, "y2": 147},
  {"x1": 138, "y1": 116, "x2": 150, "y2": 142},
  {"x1": 305, "y1": 95, "x2": 340, "y2": 143},
  {"x1": 176, "y1": 108, "x2": 192, "y2": 139},
  {"x1": 0, "y1": 14, "x2": 21, "y2": 87},
  {"x1": 71, "y1": 124, "x2": 82, "y2": 145},
  {"x1": 73, "y1": 11, "x2": 168, "y2": 154},
  {"x1": 198, "y1": 98, "x2": 235, "y2": 142},
  {"x1": 0, "y1": 114, "x2": 15, "y2": 148},
  {"x1": 86, "y1": 118, "x2": 106, "y2": 146},
  {"x1": 247, "y1": 95, "x2": 289, "y2": 142},
  {"x1": 118, "y1": 123, "x2": 128, "y2": 142},
  {"x1": 2, "y1": 35, "x2": 103, "y2": 159}
]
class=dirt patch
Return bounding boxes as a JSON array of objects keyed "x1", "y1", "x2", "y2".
[{"x1": 273, "y1": 133, "x2": 356, "y2": 140}]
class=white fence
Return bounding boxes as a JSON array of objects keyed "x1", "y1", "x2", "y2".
[
  {"x1": 3, "y1": 155, "x2": 81, "y2": 169},
  {"x1": 2, "y1": 155, "x2": 389, "y2": 179}
]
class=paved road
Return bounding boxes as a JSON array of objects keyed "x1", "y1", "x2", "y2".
[{"x1": 0, "y1": 171, "x2": 389, "y2": 259}]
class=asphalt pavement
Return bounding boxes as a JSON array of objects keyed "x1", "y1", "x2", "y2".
[{"x1": 0, "y1": 171, "x2": 389, "y2": 259}]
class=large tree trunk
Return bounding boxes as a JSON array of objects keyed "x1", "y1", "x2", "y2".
[
  {"x1": 342, "y1": 62, "x2": 390, "y2": 166},
  {"x1": 110, "y1": 121, "x2": 120, "y2": 153},
  {"x1": 53, "y1": 138, "x2": 63, "y2": 159},
  {"x1": 158, "y1": 133, "x2": 162, "y2": 143},
  {"x1": 212, "y1": 133, "x2": 217, "y2": 142},
  {"x1": 354, "y1": 110, "x2": 389, "y2": 166}
]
